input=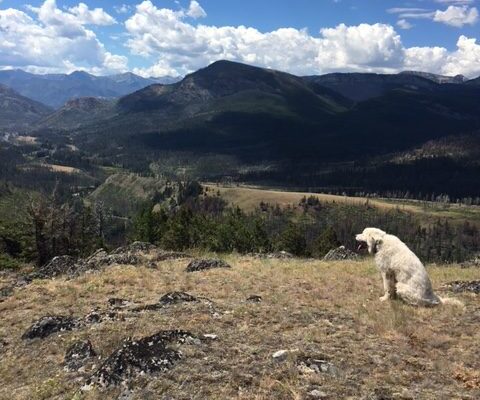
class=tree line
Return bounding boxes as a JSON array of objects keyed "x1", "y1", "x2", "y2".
[{"x1": 2, "y1": 185, "x2": 479, "y2": 270}]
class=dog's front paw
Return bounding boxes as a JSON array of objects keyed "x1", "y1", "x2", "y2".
[{"x1": 379, "y1": 294, "x2": 389, "y2": 302}]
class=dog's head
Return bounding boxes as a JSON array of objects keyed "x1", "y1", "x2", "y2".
[{"x1": 355, "y1": 228, "x2": 386, "y2": 254}]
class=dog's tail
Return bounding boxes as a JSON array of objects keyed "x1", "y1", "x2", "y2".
[{"x1": 439, "y1": 296, "x2": 465, "y2": 308}]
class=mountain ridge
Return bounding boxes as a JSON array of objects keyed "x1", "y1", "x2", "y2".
[
  {"x1": 0, "y1": 84, "x2": 53, "y2": 131},
  {"x1": 0, "y1": 69, "x2": 181, "y2": 108},
  {"x1": 30, "y1": 60, "x2": 480, "y2": 166}
]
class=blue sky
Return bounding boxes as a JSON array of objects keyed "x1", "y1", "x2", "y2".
[{"x1": 0, "y1": 0, "x2": 479, "y2": 77}]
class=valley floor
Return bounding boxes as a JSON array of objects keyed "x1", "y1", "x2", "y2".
[{"x1": 0, "y1": 256, "x2": 479, "y2": 399}]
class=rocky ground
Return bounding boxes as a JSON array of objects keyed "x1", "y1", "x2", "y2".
[{"x1": 0, "y1": 249, "x2": 479, "y2": 400}]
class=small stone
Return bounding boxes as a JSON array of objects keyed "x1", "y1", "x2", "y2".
[
  {"x1": 246, "y1": 295, "x2": 262, "y2": 303},
  {"x1": 272, "y1": 350, "x2": 289, "y2": 361},
  {"x1": 203, "y1": 334, "x2": 218, "y2": 340},
  {"x1": 159, "y1": 291, "x2": 197, "y2": 305},
  {"x1": 297, "y1": 355, "x2": 337, "y2": 376},
  {"x1": 108, "y1": 298, "x2": 131, "y2": 308},
  {"x1": 308, "y1": 389, "x2": 328, "y2": 399}
]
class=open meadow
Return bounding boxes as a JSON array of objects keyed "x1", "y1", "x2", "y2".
[
  {"x1": 205, "y1": 185, "x2": 480, "y2": 225},
  {"x1": 0, "y1": 254, "x2": 478, "y2": 400}
]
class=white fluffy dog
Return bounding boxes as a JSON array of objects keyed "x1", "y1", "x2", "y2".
[{"x1": 356, "y1": 228, "x2": 461, "y2": 307}]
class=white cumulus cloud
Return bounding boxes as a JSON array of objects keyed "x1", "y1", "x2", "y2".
[
  {"x1": 442, "y1": 35, "x2": 480, "y2": 76},
  {"x1": 1, "y1": 0, "x2": 480, "y2": 79},
  {"x1": 67, "y1": 2, "x2": 117, "y2": 26},
  {"x1": 186, "y1": 1, "x2": 206, "y2": 19},
  {"x1": 0, "y1": 0, "x2": 126, "y2": 74},
  {"x1": 433, "y1": 5, "x2": 478, "y2": 27},
  {"x1": 397, "y1": 19, "x2": 414, "y2": 29},
  {"x1": 126, "y1": 1, "x2": 406, "y2": 77}
]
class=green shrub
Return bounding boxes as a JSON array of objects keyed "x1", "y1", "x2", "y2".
[{"x1": 0, "y1": 253, "x2": 22, "y2": 270}]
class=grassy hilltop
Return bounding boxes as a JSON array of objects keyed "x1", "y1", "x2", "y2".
[{"x1": 0, "y1": 254, "x2": 479, "y2": 399}]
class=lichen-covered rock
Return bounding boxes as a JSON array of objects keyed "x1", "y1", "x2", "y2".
[
  {"x1": 186, "y1": 259, "x2": 231, "y2": 273},
  {"x1": 159, "y1": 292, "x2": 198, "y2": 305},
  {"x1": 84, "y1": 330, "x2": 195, "y2": 389},
  {"x1": 85, "y1": 250, "x2": 139, "y2": 269},
  {"x1": 445, "y1": 280, "x2": 480, "y2": 294},
  {"x1": 323, "y1": 246, "x2": 359, "y2": 261},
  {"x1": 64, "y1": 340, "x2": 96, "y2": 371},
  {"x1": 36, "y1": 255, "x2": 79, "y2": 278},
  {"x1": 133, "y1": 292, "x2": 198, "y2": 312},
  {"x1": 22, "y1": 316, "x2": 80, "y2": 340}
]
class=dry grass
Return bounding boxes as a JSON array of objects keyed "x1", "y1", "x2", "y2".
[
  {"x1": 0, "y1": 256, "x2": 479, "y2": 400},
  {"x1": 14, "y1": 136, "x2": 38, "y2": 145},
  {"x1": 17, "y1": 163, "x2": 82, "y2": 175},
  {"x1": 43, "y1": 164, "x2": 82, "y2": 174}
]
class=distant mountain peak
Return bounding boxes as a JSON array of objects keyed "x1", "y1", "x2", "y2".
[{"x1": 69, "y1": 70, "x2": 93, "y2": 77}]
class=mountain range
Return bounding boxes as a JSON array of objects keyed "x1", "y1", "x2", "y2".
[
  {"x1": 2, "y1": 60, "x2": 480, "y2": 197},
  {"x1": 0, "y1": 70, "x2": 180, "y2": 108}
]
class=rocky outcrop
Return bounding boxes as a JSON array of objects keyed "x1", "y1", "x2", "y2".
[
  {"x1": 323, "y1": 246, "x2": 359, "y2": 261},
  {"x1": 186, "y1": 259, "x2": 231, "y2": 272},
  {"x1": 84, "y1": 249, "x2": 139, "y2": 269},
  {"x1": 29, "y1": 242, "x2": 176, "y2": 280},
  {"x1": 84, "y1": 330, "x2": 196, "y2": 389},
  {"x1": 22, "y1": 316, "x2": 80, "y2": 340},
  {"x1": 37, "y1": 255, "x2": 78, "y2": 278},
  {"x1": 64, "y1": 340, "x2": 96, "y2": 371}
]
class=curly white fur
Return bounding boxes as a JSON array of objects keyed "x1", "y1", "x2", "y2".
[{"x1": 356, "y1": 228, "x2": 462, "y2": 307}]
